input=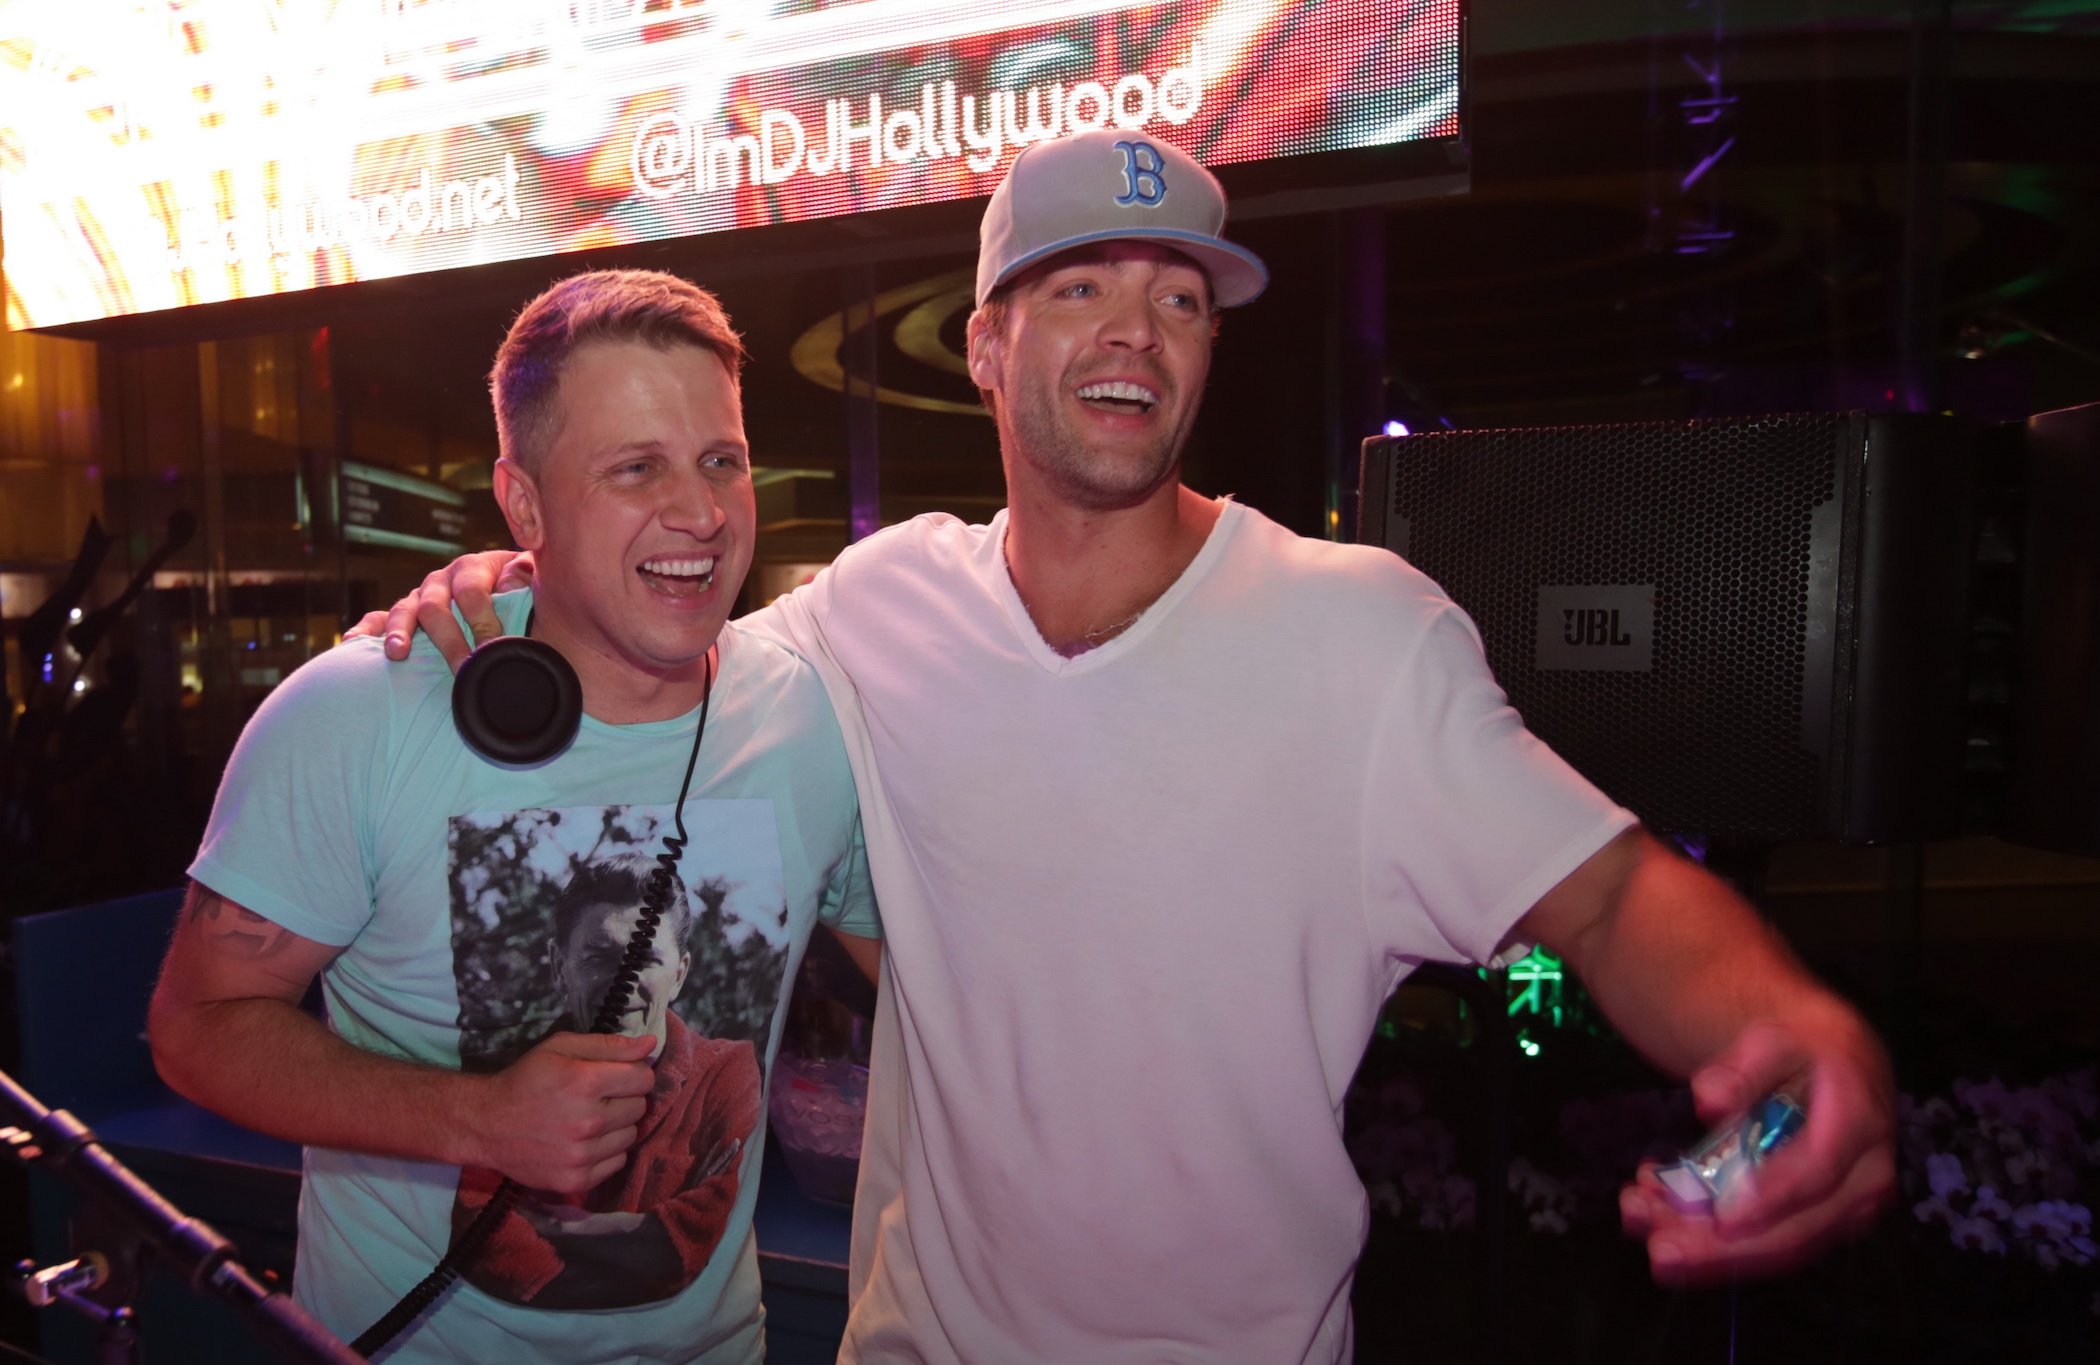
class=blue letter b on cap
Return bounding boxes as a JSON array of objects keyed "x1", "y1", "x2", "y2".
[{"x1": 1114, "y1": 140, "x2": 1168, "y2": 206}]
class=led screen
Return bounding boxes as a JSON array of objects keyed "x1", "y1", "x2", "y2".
[{"x1": 0, "y1": 0, "x2": 1462, "y2": 329}]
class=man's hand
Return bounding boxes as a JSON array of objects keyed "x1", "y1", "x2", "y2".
[
  {"x1": 344, "y1": 549, "x2": 534, "y2": 670},
  {"x1": 468, "y1": 1030, "x2": 657, "y2": 1195},
  {"x1": 1519, "y1": 832, "x2": 1897, "y2": 1286},
  {"x1": 1619, "y1": 1012, "x2": 1896, "y2": 1285},
  {"x1": 150, "y1": 882, "x2": 656, "y2": 1185}
]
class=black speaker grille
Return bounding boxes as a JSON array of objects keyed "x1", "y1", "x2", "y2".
[{"x1": 1383, "y1": 414, "x2": 1846, "y2": 839}]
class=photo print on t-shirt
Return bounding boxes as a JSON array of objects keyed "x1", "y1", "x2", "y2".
[{"x1": 443, "y1": 799, "x2": 789, "y2": 1310}]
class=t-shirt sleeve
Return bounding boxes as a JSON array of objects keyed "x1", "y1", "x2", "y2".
[
  {"x1": 1362, "y1": 602, "x2": 1638, "y2": 969},
  {"x1": 819, "y1": 813, "x2": 879, "y2": 939},
  {"x1": 746, "y1": 575, "x2": 890, "y2": 944},
  {"x1": 737, "y1": 593, "x2": 801, "y2": 653},
  {"x1": 744, "y1": 595, "x2": 880, "y2": 941},
  {"x1": 742, "y1": 579, "x2": 841, "y2": 687},
  {"x1": 742, "y1": 568, "x2": 867, "y2": 727},
  {"x1": 187, "y1": 643, "x2": 393, "y2": 947}
]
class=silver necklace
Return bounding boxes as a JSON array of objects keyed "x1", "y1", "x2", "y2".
[
  {"x1": 1080, "y1": 607, "x2": 1145, "y2": 644},
  {"x1": 1050, "y1": 606, "x2": 1147, "y2": 658}
]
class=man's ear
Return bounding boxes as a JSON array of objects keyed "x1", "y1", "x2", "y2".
[
  {"x1": 965, "y1": 312, "x2": 1003, "y2": 393},
  {"x1": 493, "y1": 456, "x2": 546, "y2": 551}
]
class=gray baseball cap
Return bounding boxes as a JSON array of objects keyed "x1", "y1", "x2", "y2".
[{"x1": 975, "y1": 130, "x2": 1269, "y2": 309}]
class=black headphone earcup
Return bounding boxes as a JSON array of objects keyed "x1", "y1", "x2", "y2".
[{"x1": 452, "y1": 636, "x2": 582, "y2": 765}]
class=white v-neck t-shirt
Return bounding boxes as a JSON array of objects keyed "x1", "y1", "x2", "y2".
[{"x1": 749, "y1": 500, "x2": 1635, "y2": 1363}]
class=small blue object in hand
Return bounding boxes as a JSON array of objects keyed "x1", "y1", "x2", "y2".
[{"x1": 1654, "y1": 1093, "x2": 1806, "y2": 1214}]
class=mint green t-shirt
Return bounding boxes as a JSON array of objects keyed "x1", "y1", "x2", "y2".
[{"x1": 190, "y1": 591, "x2": 876, "y2": 1363}]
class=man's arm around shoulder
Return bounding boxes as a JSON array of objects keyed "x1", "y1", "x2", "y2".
[{"x1": 149, "y1": 881, "x2": 658, "y2": 1195}]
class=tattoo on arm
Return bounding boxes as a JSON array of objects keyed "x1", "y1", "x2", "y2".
[{"x1": 185, "y1": 884, "x2": 296, "y2": 960}]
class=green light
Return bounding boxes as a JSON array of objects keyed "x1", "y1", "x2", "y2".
[{"x1": 1505, "y1": 947, "x2": 1565, "y2": 1018}]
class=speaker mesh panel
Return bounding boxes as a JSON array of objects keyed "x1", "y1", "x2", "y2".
[{"x1": 1382, "y1": 414, "x2": 1845, "y2": 839}]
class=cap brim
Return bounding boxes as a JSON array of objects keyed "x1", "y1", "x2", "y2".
[{"x1": 983, "y1": 227, "x2": 1270, "y2": 309}]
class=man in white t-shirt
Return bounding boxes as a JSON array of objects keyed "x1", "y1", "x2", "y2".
[{"x1": 361, "y1": 132, "x2": 1895, "y2": 1362}]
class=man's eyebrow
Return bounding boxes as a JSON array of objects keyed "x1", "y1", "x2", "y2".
[
  {"x1": 593, "y1": 439, "x2": 664, "y2": 463},
  {"x1": 592, "y1": 437, "x2": 750, "y2": 463}
]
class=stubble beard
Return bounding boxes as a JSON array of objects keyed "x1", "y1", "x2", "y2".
[{"x1": 1006, "y1": 376, "x2": 1195, "y2": 512}]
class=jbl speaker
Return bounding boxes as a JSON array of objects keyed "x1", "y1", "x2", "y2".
[
  {"x1": 2007, "y1": 401, "x2": 2100, "y2": 857},
  {"x1": 1359, "y1": 412, "x2": 2001, "y2": 844}
]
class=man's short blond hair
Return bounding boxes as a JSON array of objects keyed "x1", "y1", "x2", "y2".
[{"x1": 491, "y1": 269, "x2": 747, "y2": 472}]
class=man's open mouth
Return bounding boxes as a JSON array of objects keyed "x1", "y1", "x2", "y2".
[
  {"x1": 638, "y1": 555, "x2": 716, "y2": 596},
  {"x1": 1076, "y1": 379, "x2": 1158, "y2": 415}
]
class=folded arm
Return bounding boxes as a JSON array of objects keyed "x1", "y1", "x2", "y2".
[
  {"x1": 149, "y1": 879, "x2": 656, "y2": 1195},
  {"x1": 1516, "y1": 828, "x2": 1896, "y2": 1284}
]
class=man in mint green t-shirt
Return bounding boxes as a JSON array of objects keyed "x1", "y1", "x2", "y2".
[{"x1": 149, "y1": 270, "x2": 878, "y2": 1363}]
